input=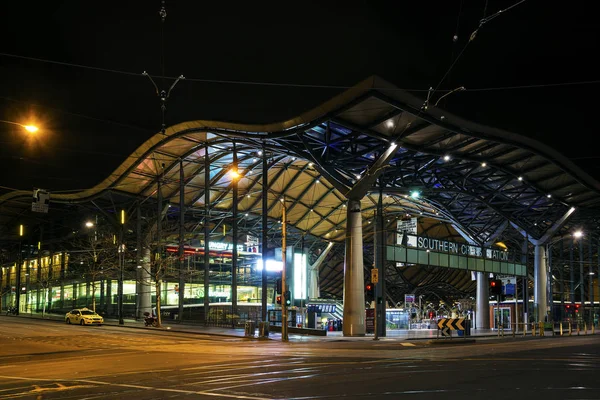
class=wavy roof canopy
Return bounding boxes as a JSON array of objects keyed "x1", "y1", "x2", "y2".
[{"x1": 2, "y1": 76, "x2": 600, "y2": 302}]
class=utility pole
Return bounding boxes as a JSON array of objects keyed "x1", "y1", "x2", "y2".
[
  {"x1": 281, "y1": 198, "x2": 288, "y2": 342},
  {"x1": 118, "y1": 209, "x2": 125, "y2": 325},
  {"x1": 15, "y1": 224, "x2": 24, "y2": 315}
]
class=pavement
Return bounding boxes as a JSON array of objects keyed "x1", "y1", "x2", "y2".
[{"x1": 7, "y1": 311, "x2": 594, "y2": 343}]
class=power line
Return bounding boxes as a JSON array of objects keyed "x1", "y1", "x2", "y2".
[{"x1": 1, "y1": 50, "x2": 598, "y2": 94}]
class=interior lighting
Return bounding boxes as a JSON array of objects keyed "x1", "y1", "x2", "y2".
[
  {"x1": 518, "y1": 176, "x2": 523, "y2": 181},
  {"x1": 386, "y1": 120, "x2": 394, "y2": 128},
  {"x1": 481, "y1": 162, "x2": 487, "y2": 167},
  {"x1": 573, "y1": 230, "x2": 583, "y2": 238},
  {"x1": 410, "y1": 190, "x2": 420, "y2": 199},
  {"x1": 443, "y1": 155, "x2": 451, "y2": 161},
  {"x1": 547, "y1": 194, "x2": 552, "y2": 198}
]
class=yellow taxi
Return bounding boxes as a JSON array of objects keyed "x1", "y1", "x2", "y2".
[{"x1": 65, "y1": 308, "x2": 104, "y2": 326}]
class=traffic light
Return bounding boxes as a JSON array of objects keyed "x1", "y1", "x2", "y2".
[
  {"x1": 284, "y1": 290, "x2": 291, "y2": 306},
  {"x1": 276, "y1": 295, "x2": 282, "y2": 305},
  {"x1": 489, "y1": 279, "x2": 502, "y2": 296},
  {"x1": 276, "y1": 278, "x2": 282, "y2": 294},
  {"x1": 429, "y1": 311, "x2": 434, "y2": 319},
  {"x1": 575, "y1": 304, "x2": 580, "y2": 313},
  {"x1": 365, "y1": 282, "x2": 374, "y2": 302}
]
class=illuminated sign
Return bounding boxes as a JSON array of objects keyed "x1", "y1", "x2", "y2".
[{"x1": 401, "y1": 234, "x2": 513, "y2": 261}]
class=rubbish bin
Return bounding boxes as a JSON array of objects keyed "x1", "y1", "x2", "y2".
[
  {"x1": 258, "y1": 321, "x2": 269, "y2": 338},
  {"x1": 245, "y1": 321, "x2": 256, "y2": 337}
]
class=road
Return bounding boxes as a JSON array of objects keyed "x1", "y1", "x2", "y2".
[{"x1": 0, "y1": 317, "x2": 598, "y2": 399}]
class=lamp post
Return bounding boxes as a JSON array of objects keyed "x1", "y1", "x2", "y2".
[
  {"x1": 15, "y1": 224, "x2": 24, "y2": 315},
  {"x1": 118, "y1": 210, "x2": 125, "y2": 325}
]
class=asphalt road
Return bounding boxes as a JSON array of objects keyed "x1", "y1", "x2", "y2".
[{"x1": 0, "y1": 317, "x2": 598, "y2": 399}]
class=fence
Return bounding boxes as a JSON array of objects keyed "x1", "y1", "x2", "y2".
[{"x1": 500, "y1": 320, "x2": 597, "y2": 337}]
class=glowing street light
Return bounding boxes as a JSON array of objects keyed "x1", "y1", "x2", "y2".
[
  {"x1": 0, "y1": 119, "x2": 39, "y2": 133},
  {"x1": 229, "y1": 167, "x2": 240, "y2": 180}
]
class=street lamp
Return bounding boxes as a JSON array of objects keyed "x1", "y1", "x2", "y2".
[
  {"x1": 15, "y1": 224, "x2": 24, "y2": 315},
  {"x1": 118, "y1": 210, "x2": 126, "y2": 325},
  {"x1": 0, "y1": 119, "x2": 39, "y2": 133}
]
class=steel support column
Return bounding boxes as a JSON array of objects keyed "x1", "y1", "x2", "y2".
[
  {"x1": 534, "y1": 245, "x2": 548, "y2": 322},
  {"x1": 476, "y1": 272, "x2": 490, "y2": 329},
  {"x1": 342, "y1": 199, "x2": 365, "y2": 337},
  {"x1": 231, "y1": 144, "x2": 238, "y2": 327},
  {"x1": 203, "y1": 145, "x2": 210, "y2": 325},
  {"x1": 261, "y1": 144, "x2": 268, "y2": 322},
  {"x1": 137, "y1": 205, "x2": 152, "y2": 319},
  {"x1": 374, "y1": 187, "x2": 386, "y2": 337},
  {"x1": 178, "y1": 159, "x2": 185, "y2": 322}
]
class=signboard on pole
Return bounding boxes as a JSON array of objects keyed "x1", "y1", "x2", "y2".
[
  {"x1": 371, "y1": 268, "x2": 379, "y2": 283},
  {"x1": 32, "y1": 188, "x2": 49, "y2": 213},
  {"x1": 405, "y1": 294, "x2": 416, "y2": 304}
]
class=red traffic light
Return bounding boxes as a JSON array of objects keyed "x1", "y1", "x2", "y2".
[
  {"x1": 490, "y1": 281, "x2": 497, "y2": 287},
  {"x1": 366, "y1": 283, "x2": 373, "y2": 291},
  {"x1": 276, "y1": 295, "x2": 282, "y2": 305}
]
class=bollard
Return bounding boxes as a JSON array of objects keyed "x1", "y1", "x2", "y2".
[
  {"x1": 560, "y1": 322, "x2": 563, "y2": 336},
  {"x1": 584, "y1": 322, "x2": 587, "y2": 335},
  {"x1": 532, "y1": 322, "x2": 536, "y2": 336},
  {"x1": 593, "y1": 323, "x2": 596, "y2": 335},
  {"x1": 523, "y1": 323, "x2": 526, "y2": 337},
  {"x1": 577, "y1": 323, "x2": 580, "y2": 335},
  {"x1": 539, "y1": 322, "x2": 544, "y2": 337},
  {"x1": 512, "y1": 324, "x2": 516, "y2": 338},
  {"x1": 568, "y1": 321, "x2": 572, "y2": 336}
]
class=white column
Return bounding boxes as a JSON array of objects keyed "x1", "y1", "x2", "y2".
[
  {"x1": 139, "y1": 247, "x2": 152, "y2": 317},
  {"x1": 534, "y1": 244, "x2": 548, "y2": 322},
  {"x1": 342, "y1": 199, "x2": 366, "y2": 336},
  {"x1": 476, "y1": 272, "x2": 490, "y2": 329}
]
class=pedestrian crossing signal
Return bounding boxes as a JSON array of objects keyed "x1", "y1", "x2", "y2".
[
  {"x1": 489, "y1": 279, "x2": 502, "y2": 296},
  {"x1": 276, "y1": 295, "x2": 282, "y2": 305},
  {"x1": 365, "y1": 282, "x2": 374, "y2": 302}
]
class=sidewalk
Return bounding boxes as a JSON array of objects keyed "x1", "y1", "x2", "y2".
[{"x1": 7, "y1": 311, "x2": 532, "y2": 342}]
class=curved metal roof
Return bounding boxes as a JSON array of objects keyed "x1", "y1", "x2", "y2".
[{"x1": 2, "y1": 75, "x2": 600, "y2": 302}]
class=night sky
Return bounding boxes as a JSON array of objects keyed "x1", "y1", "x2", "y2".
[{"x1": 1, "y1": 1, "x2": 599, "y2": 193}]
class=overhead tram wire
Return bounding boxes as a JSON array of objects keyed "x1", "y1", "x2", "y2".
[
  {"x1": 428, "y1": 0, "x2": 529, "y2": 102},
  {"x1": 2, "y1": 49, "x2": 599, "y2": 94}
]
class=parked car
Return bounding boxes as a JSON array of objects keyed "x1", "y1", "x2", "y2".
[{"x1": 65, "y1": 308, "x2": 104, "y2": 326}]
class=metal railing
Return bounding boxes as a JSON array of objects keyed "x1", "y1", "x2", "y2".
[{"x1": 503, "y1": 320, "x2": 597, "y2": 337}]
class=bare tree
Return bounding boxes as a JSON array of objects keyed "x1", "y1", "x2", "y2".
[{"x1": 70, "y1": 227, "x2": 119, "y2": 312}]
